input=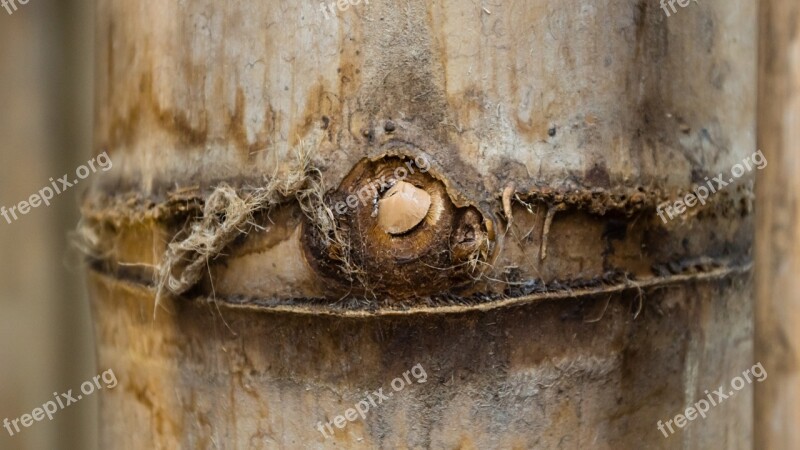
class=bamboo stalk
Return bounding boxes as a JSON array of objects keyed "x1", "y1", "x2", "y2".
[{"x1": 755, "y1": 0, "x2": 800, "y2": 446}]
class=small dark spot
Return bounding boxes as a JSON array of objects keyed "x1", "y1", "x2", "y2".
[
  {"x1": 362, "y1": 128, "x2": 374, "y2": 141},
  {"x1": 691, "y1": 168, "x2": 706, "y2": 183},
  {"x1": 604, "y1": 219, "x2": 628, "y2": 242},
  {"x1": 586, "y1": 163, "x2": 611, "y2": 187},
  {"x1": 384, "y1": 120, "x2": 396, "y2": 133},
  {"x1": 548, "y1": 126, "x2": 557, "y2": 137},
  {"x1": 321, "y1": 116, "x2": 330, "y2": 130}
]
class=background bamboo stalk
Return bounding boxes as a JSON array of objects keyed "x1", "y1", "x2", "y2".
[
  {"x1": 0, "y1": 0, "x2": 96, "y2": 449},
  {"x1": 755, "y1": 0, "x2": 800, "y2": 447}
]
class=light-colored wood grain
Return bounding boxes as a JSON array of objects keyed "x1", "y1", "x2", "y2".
[{"x1": 755, "y1": 0, "x2": 800, "y2": 447}]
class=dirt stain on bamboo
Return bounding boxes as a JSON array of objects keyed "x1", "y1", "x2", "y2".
[{"x1": 108, "y1": 72, "x2": 209, "y2": 149}]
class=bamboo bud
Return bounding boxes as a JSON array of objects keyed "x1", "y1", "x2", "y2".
[{"x1": 377, "y1": 181, "x2": 431, "y2": 235}]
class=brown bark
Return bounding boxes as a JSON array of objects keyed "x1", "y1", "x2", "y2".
[{"x1": 85, "y1": 0, "x2": 756, "y2": 447}]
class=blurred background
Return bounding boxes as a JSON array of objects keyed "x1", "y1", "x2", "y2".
[{"x1": 0, "y1": 0, "x2": 97, "y2": 449}]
